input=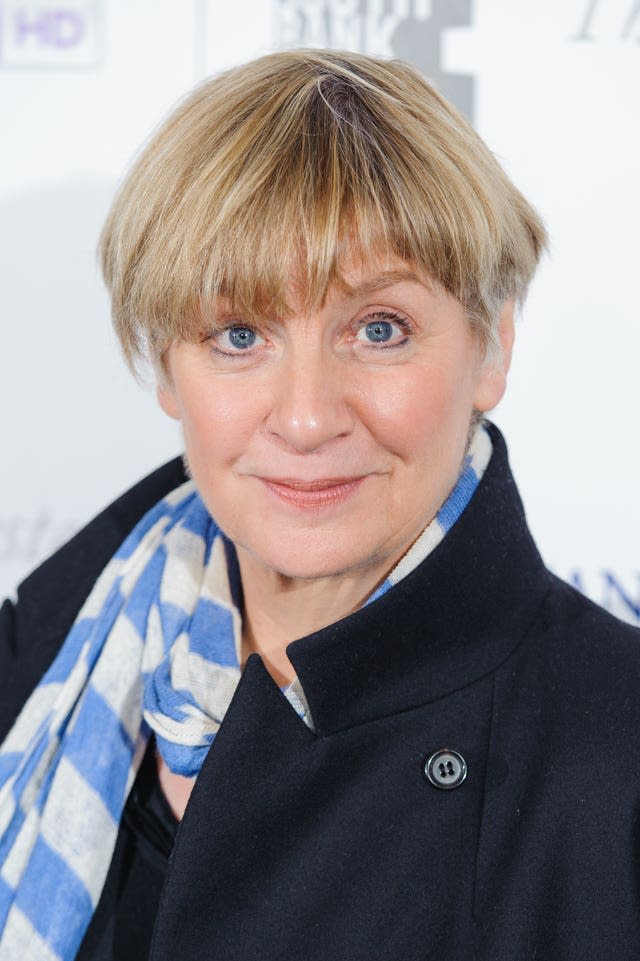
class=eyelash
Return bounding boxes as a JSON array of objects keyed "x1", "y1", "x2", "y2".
[
  {"x1": 207, "y1": 324, "x2": 266, "y2": 358},
  {"x1": 206, "y1": 310, "x2": 413, "y2": 359},
  {"x1": 353, "y1": 311, "x2": 412, "y2": 348}
]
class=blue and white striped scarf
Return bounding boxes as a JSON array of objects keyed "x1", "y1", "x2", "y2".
[{"x1": 0, "y1": 423, "x2": 492, "y2": 961}]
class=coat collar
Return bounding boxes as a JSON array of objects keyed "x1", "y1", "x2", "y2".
[{"x1": 282, "y1": 423, "x2": 552, "y2": 736}]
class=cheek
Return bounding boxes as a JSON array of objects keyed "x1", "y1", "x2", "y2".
[
  {"x1": 363, "y1": 362, "x2": 474, "y2": 455},
  {"x1": 179, "y1": 379, "x2": 263, "y2": 474}
]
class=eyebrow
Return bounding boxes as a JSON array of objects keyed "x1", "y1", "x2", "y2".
[{"x1": 338, "y1": 268, "x2": 430, "y2": 297}]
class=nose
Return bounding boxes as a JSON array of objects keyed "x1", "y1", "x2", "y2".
[{"x1": 265, "y1": 347, "x2": 355, "y2": 454}]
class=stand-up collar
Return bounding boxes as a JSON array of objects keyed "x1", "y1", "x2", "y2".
[{"x1": 285, "y1": 424, "x2": 552, "y2": 736}]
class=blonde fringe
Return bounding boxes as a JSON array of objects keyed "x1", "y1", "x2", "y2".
[{"x1": 99, "y1": 49, "x2": 547, "y2": 376}]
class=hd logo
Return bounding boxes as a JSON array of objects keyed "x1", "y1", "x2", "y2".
[
  {"x1": 273, "y1": 0, "x2": 475, "y2": 121},
  {"x1": 0, "y1": 0, "x2": 102, "y2": 68}
]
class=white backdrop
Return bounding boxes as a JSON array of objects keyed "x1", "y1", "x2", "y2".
[{"x1": 1, "y1": 0, "x2": 638, "y2": 625}]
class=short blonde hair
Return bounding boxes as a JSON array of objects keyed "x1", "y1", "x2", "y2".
[{"x1": 100, "y1": 48, "x2": 546, "y2": 374}]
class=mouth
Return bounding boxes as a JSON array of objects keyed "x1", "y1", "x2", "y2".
[{"x1": 257, "y1": 476, "x2": 367, "y2": 509}]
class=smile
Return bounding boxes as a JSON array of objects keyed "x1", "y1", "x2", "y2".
[{"x1": 258, "y1": 476, "x2": 367, "y2": 509}]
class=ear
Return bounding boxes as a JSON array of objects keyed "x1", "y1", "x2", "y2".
[
  {"x1": 156, "y1": 381, "x2": 181, "y2": 420},
  {"x1": 156, "y1": 351, "x2": 181, "y2": 420},
  {"x1": 473, "y1": 300, "x2": 515, "y2": 413}
]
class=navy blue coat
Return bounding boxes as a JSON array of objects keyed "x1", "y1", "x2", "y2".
[{"x1": 2, "y1": 425, "x2": 640, "y2": 960}]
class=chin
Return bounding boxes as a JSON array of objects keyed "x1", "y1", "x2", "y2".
[{"x1": 239, "y1": 531, "x2": 380, "y2": 582}]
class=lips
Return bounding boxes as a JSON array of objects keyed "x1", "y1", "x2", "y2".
[
  {"x1": 258, "y1": 476, "x2": 367, "y2": 508},
  {"x1": 262, "y1": 477, "x2": 362, "y2": 491}
]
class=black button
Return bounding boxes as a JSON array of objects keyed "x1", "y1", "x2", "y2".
[{"x1": 425, "y1": 749, "x2": 467, "y2": 790}]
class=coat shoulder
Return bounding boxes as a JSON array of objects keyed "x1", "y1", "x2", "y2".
[
  {"x1": 0, "y1": 456, "x2": 187, "y2": 739},
  {"x1": 508, "y1": 572, "x2": 640, "y2": 733},
  {"x1": 544, "y1": 572, "x2": 640, "y2": 659}
]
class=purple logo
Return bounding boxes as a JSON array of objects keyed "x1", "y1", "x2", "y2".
[
  {"x1": 14, "y1": 7, "x2": 84, "y2": 47},
  {"x1": 0, "y1": 1, "x2": 102, "y2": 67}
]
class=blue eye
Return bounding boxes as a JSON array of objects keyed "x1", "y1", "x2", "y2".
[
  {"x1": 226, "y1": 326, "x2": 256, "y2": 349},
  {"x1": 354, "y1": 313, "x2": 410, "y2": 349},
  {"x1": 209, "y1": 325, "x2": 265, "y2": 357},
  {"x1": 364, "y1": 320, "x2": 394, "y2": 343}
]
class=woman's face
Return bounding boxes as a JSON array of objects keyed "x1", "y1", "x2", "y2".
[{"x1": 159, "y1": 257, "x2": 512, "y2": 582}]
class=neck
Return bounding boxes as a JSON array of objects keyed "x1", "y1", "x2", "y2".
[{"x1": 237, "y1": 549, "x2": 392, "y2": 687}]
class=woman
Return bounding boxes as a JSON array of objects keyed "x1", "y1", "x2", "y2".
[{"x1": 1, "y1": 49, "x2": 639, "y2": 961}]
